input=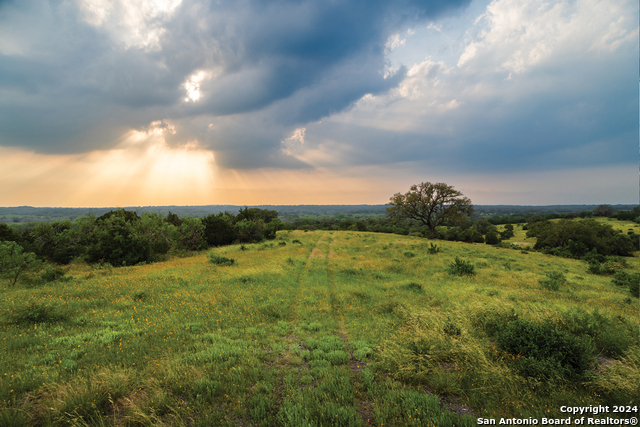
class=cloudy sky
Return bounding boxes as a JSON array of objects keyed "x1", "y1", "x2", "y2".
[{"x1": 0, "y1": 0, "x2": 637, "y2": 207}]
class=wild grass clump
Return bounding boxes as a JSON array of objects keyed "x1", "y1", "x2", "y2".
[
  {"x1": 373, "y1": 390, "x2": 476, "y2": 427},
  {"x1": 496, "y1": 319, "x2": 594, "y2": 381},
  {"x1": 207, "y1": 252, "x2": 236, "y2": 266},
  {"x1": 539, "y1": 271, "x2": 566, "y2": 291},
  {"x1": 443, "y1": 317, "x2": 461, "y2": 336},
  {"x1": 403, "y1": 250, "x2": 416, "y2": 258},
  {"x1": 591, "y1": 347, "x2": 640, "y2": 406},
  {"x1": 352, "y1": 340, "x2": 374, "y2": 360},
  {"x1": 446, "y1": 256, "x2": 475, "y2": 276},
  {"x1": 402, "y1": 282, "x2": 424, "y2": 293}
]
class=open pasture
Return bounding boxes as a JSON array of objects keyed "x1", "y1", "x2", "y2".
[{"x1": 1, "y1": 230, "x2": 637, "y2": 426}]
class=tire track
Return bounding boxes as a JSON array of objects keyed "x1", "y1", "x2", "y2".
[
  {"x1": 271, "y1": 232, "x2": 329, "y2": 419},
  {"x1": 326, "y1": 234, "x2": 377, "y2": 427}
]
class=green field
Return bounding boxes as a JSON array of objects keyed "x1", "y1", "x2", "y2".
[{"x1": 1, "y1": 230, "x2": 638, "y2": 426}]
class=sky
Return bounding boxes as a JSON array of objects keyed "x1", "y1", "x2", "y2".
[{"x1": 0, "y1": 0, "x2": 637, "y2": 207}]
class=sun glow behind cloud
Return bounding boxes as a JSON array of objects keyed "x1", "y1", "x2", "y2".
[{"x1": 0, "y1": 127, "x2": 216, "y2": 207}]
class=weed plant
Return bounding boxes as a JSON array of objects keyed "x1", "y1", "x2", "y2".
[
  {"x1": 207, "y1": 252, "x2": 236, "y2": 266},
  {"x1": 446, "y1": 256, "x2": 475, "y2": 275},
  {"x1": 427, "y1": 242, "x2": 440, "y2": 254}
]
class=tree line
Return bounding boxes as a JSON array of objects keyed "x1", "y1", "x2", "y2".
[
  {"x1": 0, "y1": 207, "x2": 283, "y2": 283},
  {"x1": 1, "y1": 179, "x2": 638, "y2": 286}
]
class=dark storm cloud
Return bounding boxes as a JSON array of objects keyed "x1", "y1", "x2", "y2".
[{"x1": 0, "y1": 0, "x2": 470, "y2": 163}]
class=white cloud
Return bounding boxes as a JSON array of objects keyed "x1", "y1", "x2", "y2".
[
  {"x1": 78, "y1": 0, "x2": 182, "y2": 50},
  {"x1": 457, "y1": 0, "x2": 637, "y2": 74},
  {"x1": 280, "y1": 127, "x2": 306, "y2": 155},
  {"x1": 397, "y1": 58, "x2": 450, "y2": 100},
  {"x1": 385, "y1": 33, "x2": 406, "y2": 53}
]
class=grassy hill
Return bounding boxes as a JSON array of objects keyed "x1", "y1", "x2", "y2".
[{"x1": 1, "y1": 230, "x2": 638, "y2": 426}]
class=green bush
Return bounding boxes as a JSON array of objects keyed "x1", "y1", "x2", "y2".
[
  {"x1": 39, "y1": 265, "x2": 67, "y2": 283},
  {"x1": 560, "y1": 308, "x2": 635, "y2": 357},
  {"x1": 485, "y1": 230, "x2": 501, "y2": 245},
  {"x1": 611, "y1": 270, "x2": 640, "y2": 298},
  {"x1": 207, "y1": 253, "x2": 236, "y2": 266},
  {"x1": 496, "y1": 319, "x2": 594, "y2": 380},
  {"x1": 588, "y1": 260, "x2": 624, "y2": 275},
  {"x1": 427, "y1": 243, "x2": 440, "y2": 254},
  {"x1": 446, "y1": 257, "x2": 475, "y2": 276}
]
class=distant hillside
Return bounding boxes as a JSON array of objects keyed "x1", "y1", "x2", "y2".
[{"x1": 0, "y1": 204, "x2": 636, "y2": 224}]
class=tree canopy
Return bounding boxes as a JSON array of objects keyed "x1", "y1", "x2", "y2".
[{"x1": 386, "y1": 182, "x2": 474, "y2": 238}]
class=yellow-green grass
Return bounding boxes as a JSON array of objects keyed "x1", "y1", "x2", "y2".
[
  {"x1": 496, "y1": 223, "x2": 534, "y2": 246},
  {"x1": 593, "y1": 216, "x2": 639, "y2": 233},
  {"x1": 0, "y1": 230, "x2": 637, "y2": 426}
]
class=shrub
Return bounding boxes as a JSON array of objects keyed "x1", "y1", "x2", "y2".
[
  {"x1": 207, "y1": 253, "x2": 236, "y2": 266},
  {"x1": 446, "y1": 257, "x2": 475, "y2": 276},
  {"x1": 0, "y1": 241, "x2": 40, "y2": 286},
  {"x1": 460, "y1": 228, "x2": 485, "y2": 243},
  {"x1": 403, "y1": 250, "x2": 416, "y2": 258},
  {"x1": 496, "y1": 319, "x2": 594, "y2": 380},
  {"x1": 500, "y1": 224, "x2": 515, "y2": 239},
  {"x1": 588, "y1": 259, "x2": 625, "y2": 275},
  {"x1": 485, "y1": 230, "x2": 501, "y2": 245},
  {"x1": 39, "y1": 265, "x2": 67, "y2": 283},
  {"x1": 611, "y1": 270, "x2": 640, "y2": 298},
  {"x1": 539, "y1": 271, "x2": 566, "y2": 291},
  {"x1": 427, "y1": 243, "x2": 440, "y2": 254},
  {"x1": 560, "y1": 308, "x2": 635, "y2": 357},
  {"x1": 528, "y1": 219, "x2": 634, "y2": 257}
]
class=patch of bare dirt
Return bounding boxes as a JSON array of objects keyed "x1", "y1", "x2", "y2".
[
  {"x1": 350, "y1": 357, "x2": 367, "y2": 375},
  {"x1": 421, "y1": 386, "x2": 478, "y2": 418},
  {"x1": 356, "y1": 399, "x2": 376, "y2": 426}
]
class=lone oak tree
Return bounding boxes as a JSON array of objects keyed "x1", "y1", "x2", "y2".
[{"x1": 387, "y1": 182, "x2": 474, "y2": 238}]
